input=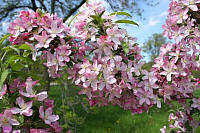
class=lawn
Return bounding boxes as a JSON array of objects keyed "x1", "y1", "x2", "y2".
[
  {"x1": 78, "y1": 105, "x2": 170, "y2": 133},
  {"x1": 49, "y1": 85, "x2": 170, "y2": 133},
  {"x1": 48, "y1": 85, "x2": 200, "y2": 133},
  {"x1": 0, "y1": 85, "x2": 199, "y2": 132}
]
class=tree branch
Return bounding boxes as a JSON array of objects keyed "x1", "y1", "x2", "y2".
[
  {"x1": 51, "y1": 0, "x2": 56, "y2": 14},
  {"x1": 31, "y1": 0, "x2": 38, "y2": 11},
  {"x1": 37, "y1": 0, "x2": 48, "y2": 12},
  {"x1": 63, "y1": 0, "x2": 86, "y2": 22},
  {"x1": 0, "y1": 5, "x2": 33, "y2": 21}
]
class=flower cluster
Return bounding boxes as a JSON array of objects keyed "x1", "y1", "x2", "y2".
[
  {"x1": 160, "y1": 111, "x2": 188, "y2": 133},
  {"x1": 157, "y1": 0, "x2": 200, "y2": 132},
  {"x1": 8, "y1": 10, "x2": 71, "y2": 78},
  {"x1": 67, "y1": 2, "x2": 162, "y2": 114},
  {"x1": 5, "y1": 0, "x2": 200, "y2": 132},
  {"x1": 0, "y1": 78, "x2": 61, "y2": 132}
]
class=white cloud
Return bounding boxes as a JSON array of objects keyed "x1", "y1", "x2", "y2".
[
  {"x1": 2, "y1": 22, "x2": 9, "y2": 32},
  {"x1": 147, "y1": 11, "x2": 168, "y2": 26},
  {"x1": 148, "y1": 16, "x2": 160, "y2": 26},
  {"x1": 159, "y1": 11, "x2": 168, "y2": 17}
]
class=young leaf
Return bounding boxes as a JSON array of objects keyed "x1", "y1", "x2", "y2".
[
  {"x1": 19, "y1": 44, "x2": 31, "y2": 51},
  {"x1": 12, "y1": 62, "x2": 25, "y2": 71},
  {"x1": 115, "y1": 20, "x2": 139, "y2": 26},
  {"x1": 0, "y1": 69, "x2": 9, "y2": 90},
  {"x1": 98, "y1": 72, "x2": 103, "y2": 80},
  {"x1": 68, "y1": 12, "x2": 82, "y2": 27},
  {"x1": 9, "y1": 45, "x2": 20, "y2": 55},
  {"x1": 0, "y1": 34, "x2": 11, "y2": 45},
  {"x1": 122, "y1": 42, "x2": 129, "y2": 55},
  {"x1": 110, "y1": 12, "x2": 132, "y2": 17}
]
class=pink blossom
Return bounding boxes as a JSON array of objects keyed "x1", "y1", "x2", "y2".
[
  {"x1": 160, "y1": 126, "x2": 166, "y2": 133},
  {"x1": 160, "y1": 61, "x2": 178, "y2": 81},
  {"x1": 83, "y1": 73, "x2": 99, "y2": 91},
  {"x1": 0, "y1": 110, "x2": 19, "y2": 133},
  {"x1": 142, "y1": 70, "x2": 158, "y2": 85},
  {"x1": 132, "y1": 61, "x2": 144, "y2": 76},
  {"x1": 121, "y1": 61, "x2": 135, "y2": 82},
  {"x1": 11, "y1": 97, "x2": 33, "y2": 116},
  {"x1": 30, "y1": 129, "x2": 47, "y2": 133},
  {"x1": 39, "y1": 106, "x2": 59, "y2": 125},
  {"x1": 12, "y1": 130, "x2": 21, "y2": 133},
  {"x1": 50, "y1": 122, "x2": 62, "y2": 133},
  {"x1": 8, "y1": 18, "x2": 25, "y2": 38},
  {"x1": 45, "y1": 21, "x2": 64, "y2": 38},
  {"x1": 44, "y1": 99, "x2": 54, "y2": 108},
  {"x1": 34, "y1": 31, "x2": 53, "y2": 48},
  {"x1": 106, "y1": 26, "x2": 124, "y2": 50},
  {"x1": 0, "y1": 85, "x2": 7, "y2": 99},
  {"x1": 182, "y1": 0, "x2": 200, "y2": 11},
  {"x1": 98, "y1": 70, "x2": 116, "y2": 90},
  {"x1": 91, "y1": 60, "x2": 102, "y2": 75},
  {"x1": 176, "y1": 8, "x2": 188, "y2": 24},
  {"x1": 191, "y1": 98, "x2": 200, "y2": 110},
  {"x1": 19, "y1": 77, "x2": 47, "y2": 101},
  {"x1": 78, "y1": 59, "x2": 91, "y2": 75},
  {"x1": 56, "y1": 45, "x2": 71, "y2": 64}
]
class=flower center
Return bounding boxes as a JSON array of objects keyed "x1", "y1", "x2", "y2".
[
  {"x1": 21, "y1": 105, "x2": 27, "y2": 110},
  {"x1": 2, "y1": 118, "x2": 8, "y2": 125}
]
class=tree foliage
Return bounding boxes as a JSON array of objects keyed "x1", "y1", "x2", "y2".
[
  {"x1": 0, "y1": 0, "x2": 158, "y2": 23},
  {"x1": 142, "y1": 33, "x2": 168, "y2": 61}
]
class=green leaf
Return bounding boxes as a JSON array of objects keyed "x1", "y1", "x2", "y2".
[
  {"x1": 115, "y1": 20, "x2": 139, "y2": 26},
  {"x1": 122, "y1": 42, "x2": 129, "y2": 55},
  {"x1": 0, "y1": 34, "x2": 11, "y2": 45},
  {"x1": 12, "y1": 62, "x2": 25, "y2": 71},
  {"x1": 98, "y1": 72, "x2": 103, "y2": 80},
  {"x1": 110, "y1": 12, "x2": 132, "y2": 17},
  {"x1": 19, "y1": 115, "x2": 24, "y2": 123},
  {"x1": 68, "y1": 12, "x2": 82, "y2": 27},
  {"x1": 0, "y1": 69, "x2": 9, "y2": 90},
  {"x1": 19, "y1": 44, "x2": 31, "y2": 50},
  {"x1": 9, "y1": 45, "x2": 20, "y2": 55},
  {"x1": 193, "y1": 88, "x2": 200, "y2": 97}
]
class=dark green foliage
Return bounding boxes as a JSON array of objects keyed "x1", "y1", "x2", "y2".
[{"x1": 142, "y1": 33, "x2": 168, "y2": 61}]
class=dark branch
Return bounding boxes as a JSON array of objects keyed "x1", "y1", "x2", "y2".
[
  {"x1": 51, "y1": 0, "x2": 56, "y2": 14},
  {"x1": 0, "y1": 5, "x2": 33, "y2": 21},
  {"x1": 31, "y1": 0, "x2": 38, "y2": 11},
  {"x1": 37, "y1": 0, "x2": 48, "y2": 12},
  {"x1": 63, "y1": 0, "x2": 86, "y2": 22}
]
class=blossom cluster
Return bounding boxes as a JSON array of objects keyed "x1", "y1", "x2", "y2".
[
  {"x1": 153, "y1": 0, "x2": 200, "y2": 102},
  {"x1": 8, "y1": 10, "x2": 71, "y2": 78},
  {"x1": 0, "y1": 78, "x2": 62, "y2": 132},
  {"x1": 67, "y1": 2, "x2": 162, "y2": 114},
  {"x1": 156, "y1": 0, "x2": 200, "y2": 132},
  {"x1": 160, "y1": 111, "x2": 188, "y2": 133},
  {"x1": 5, "y1": 0, "x2": 200, "y2": 132}
]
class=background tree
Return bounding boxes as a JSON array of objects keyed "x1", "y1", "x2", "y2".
[
  {"x1": 142, "y1": 33, "x2": 168, "y2": 61},
  {"x1": 0, "y1": 0, "x2": 158, "y2": 23}
]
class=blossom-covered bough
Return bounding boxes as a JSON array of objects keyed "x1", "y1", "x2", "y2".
[{"x1": 0, "y1": 0, "x2": 199, "y2": 132}]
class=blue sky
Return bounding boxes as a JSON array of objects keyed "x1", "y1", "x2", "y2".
[
  {"x1": 117, "y1": 0, "x2": 171, "y2": 61},
  {"x1": 128, "y1": 0, "x2": 170, "y2": 46}
]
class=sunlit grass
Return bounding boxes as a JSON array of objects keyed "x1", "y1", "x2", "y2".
[{"x1": 78, "y1": 105, "x2": 170, "y2": 133}]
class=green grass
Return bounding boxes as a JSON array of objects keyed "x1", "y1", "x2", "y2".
[
  {"x1": 49, "y1": 86, "x2": 170, "y2": 133},
  {"x1": 47, "y1": 86, "x2": 200, "y2": 133},
  {"x1": 78, "y1": 105, "x2": 170, "y2": 133},
  {"x1": 0, "y1": 85, "x2": 199, "y2": 132}
]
